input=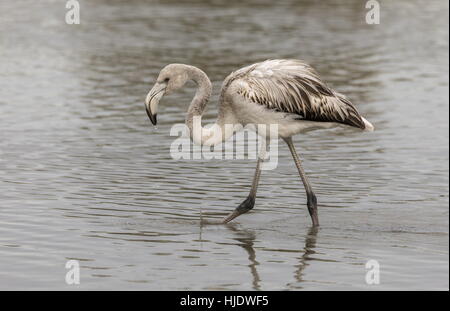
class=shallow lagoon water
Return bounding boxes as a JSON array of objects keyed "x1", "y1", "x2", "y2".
[{"x1": 0, "y1": 0, "x2": 448, "y2": 290}]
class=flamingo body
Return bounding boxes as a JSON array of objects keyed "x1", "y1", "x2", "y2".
[{"x1": 144, "y1": 59, "x2": 374, "y2": 226}]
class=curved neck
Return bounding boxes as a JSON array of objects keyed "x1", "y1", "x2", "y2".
[
  {"x1": 185, "y1": 66, "x2": 212, "y2": 130},
  {"x1": 185, "y1": 66, "x2": 233, "y2": 146}
]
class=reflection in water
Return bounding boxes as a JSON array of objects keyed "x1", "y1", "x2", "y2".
[
  {"x1": 225, "y1": 224, "x2": 319, "y2": 290},
  {"x1": 226, "y1": 224, "x2": 261, "y2": 290},
  {"x1": 291, "y1": 227, "x2": 318, "y2": 286}
]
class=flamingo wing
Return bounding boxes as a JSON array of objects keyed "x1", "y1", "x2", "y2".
[{"x1": 228, "y1": 59, "x2": 366, "y2": 129}]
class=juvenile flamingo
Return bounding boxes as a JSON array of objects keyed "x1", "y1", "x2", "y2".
[{"x1": 145, "y1": 59, "x2": 374, "y2": 226}]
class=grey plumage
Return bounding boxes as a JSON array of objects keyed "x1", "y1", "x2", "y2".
[
  {"x1": 144, "y1": 59, "x2": 374, "y2": 227},
  {"x1": 222, "y1": 59, "x2": 366, "y2": 129}
]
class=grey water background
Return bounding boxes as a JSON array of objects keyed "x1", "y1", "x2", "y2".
[{"x1": 0, "y1": 0, "x2": 448, "y2": 290}]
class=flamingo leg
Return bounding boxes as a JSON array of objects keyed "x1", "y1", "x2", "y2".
[
  {"x1": 223, "y1": 156, "x2": 263, "y2": 224},
  {"x1": 283, "y1": 137, "x2": 319, "y2": 227}
]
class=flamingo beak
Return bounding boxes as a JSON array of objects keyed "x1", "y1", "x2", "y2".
[
  {"x1": 145, "y1": 83, "x2": 166, "y2": 126},
  {"x1": 146, "y1": 105, "x2": 157, "y2": 126}
]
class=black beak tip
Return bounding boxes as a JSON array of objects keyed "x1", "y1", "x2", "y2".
[
  {"x1": 150, "y1": 113, "x2": 157, "y2": 126},
  {"x1": 145, "y1": 105, "x2": 157, "y2": 125}
]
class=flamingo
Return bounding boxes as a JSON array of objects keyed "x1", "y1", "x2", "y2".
[{"x1": 144, "y1": 59, "x2": 374, "y2": 227}]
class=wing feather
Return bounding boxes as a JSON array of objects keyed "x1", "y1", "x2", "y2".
[{"x1": 229, "y1": 59, "x2": 366, "y2": 129}]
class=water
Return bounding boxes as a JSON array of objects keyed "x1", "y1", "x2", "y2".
[{"x1": 0, "y1": 0, "x2": 448, "y2": 290}]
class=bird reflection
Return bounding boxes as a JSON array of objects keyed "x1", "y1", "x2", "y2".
[
  {"x1": 199, "y1": 216, "x2": 319, "y2": 290},
  {"x1": 292, "y1": 226, "x2": 318, "y2": 285},
  {"x1": 225, "y1": 223, "x2": 261, "y2": 290},
  {"x1": 224, "y1": 224, "x2": 319, "y2": 290}
]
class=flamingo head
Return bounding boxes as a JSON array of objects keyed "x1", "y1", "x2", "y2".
[{"x1": 145, "y1": 64, "x2": 189, "y2": 125}]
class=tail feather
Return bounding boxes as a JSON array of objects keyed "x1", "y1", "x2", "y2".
[{"x1": 362, "y1": 117, "x2": 374, "y2": 132}]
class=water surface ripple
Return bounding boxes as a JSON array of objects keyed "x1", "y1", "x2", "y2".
[{"x1": 0, "y1": 0, "x2": 448, "y2": 290}]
